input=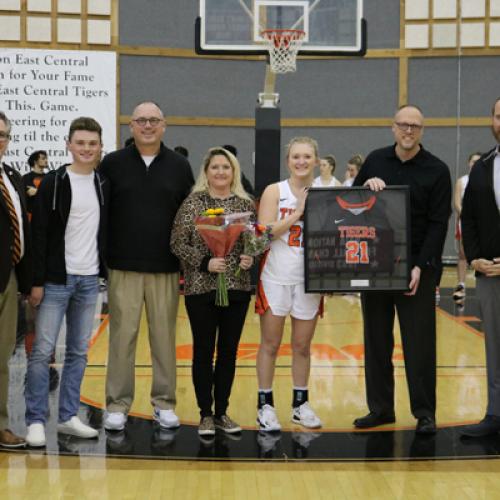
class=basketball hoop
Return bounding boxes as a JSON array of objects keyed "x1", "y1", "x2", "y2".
[{"x1": 261, "y1": 29, "x2": 305, "y2": 74}]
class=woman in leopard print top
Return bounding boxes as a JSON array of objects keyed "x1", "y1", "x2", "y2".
[
  {"x1": 171, "y1": 147, "x2": 255, "y2": 436},
  {"x1": 171, "y1": 193, "x2": 254, "y2": 295}
]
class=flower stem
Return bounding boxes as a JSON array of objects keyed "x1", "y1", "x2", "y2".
[{"x1": 215, "y1": 272, "x2": 229, "y2": 307}]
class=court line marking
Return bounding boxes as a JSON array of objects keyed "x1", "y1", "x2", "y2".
[{"x1": 437, "y1": 307, "x2": 484, "y2": 339}]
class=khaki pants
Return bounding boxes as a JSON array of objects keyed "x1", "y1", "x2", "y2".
[
  {"x1": 105, "y1": 269, "x2": 179, "y2": 413},
  {"x1": 0, "y1": 271, "x2": 18, "y2": 429}
]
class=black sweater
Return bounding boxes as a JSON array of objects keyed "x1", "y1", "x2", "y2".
[
  {"x1": 354, "y1": 144, "x2": 452, "y2": 269},
  {"x1": 461, "y1": 147, "x2": 500, "y2": 263},
  {"x1": 32, "y1": 165, "x2": 109, "y2": 286},
  {"x1": 99, "y1": 143, "x2": 194, "y2": 273}
]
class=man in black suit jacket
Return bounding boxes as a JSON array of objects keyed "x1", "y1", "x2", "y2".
[
  {"x1": 0, "y1": 111, "x2": 32, "y2": 447},
  {"x1": 461, "y1": 97, "x2": 500, "y2": 437}
]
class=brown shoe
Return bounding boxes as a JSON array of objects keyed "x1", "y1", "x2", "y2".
[{"x1": 0, "y1": 429, "x2": 26, "y2": 448}]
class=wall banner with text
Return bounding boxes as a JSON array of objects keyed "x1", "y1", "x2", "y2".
[{"x1": 0, "y1": 48, "x2": 116, "y2": 173}]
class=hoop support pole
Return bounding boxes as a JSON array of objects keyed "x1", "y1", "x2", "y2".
[{"x1": 258, "y1": 64, "x2": 279, "y2": 108}]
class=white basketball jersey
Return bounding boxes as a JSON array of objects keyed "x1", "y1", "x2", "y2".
[
  {"x1": 459, "y1": 174, "x2": 469, "y2": 201},
  {"x1": 261, "y1": 180, "x2": 304, "y2": 284},
  {"x1": 312, "y1": 176, "x2": 341, "y2": 187}
]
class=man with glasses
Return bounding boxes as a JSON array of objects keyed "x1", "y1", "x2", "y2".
[
  {"x1": 460, "y1": 98, "x2": 500, "y2": 437},
  {"x1": 0, "y1": 111, "x2": 32, "y2": 447},
  {"x1": 353, "y1": 104, "x2": 451, "y2": 434},
  {"x1": 100, "y1": 101, "x2": 194, "y2": 431}
]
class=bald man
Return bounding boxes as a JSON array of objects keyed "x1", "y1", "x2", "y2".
[
  {"x1": 99, "y1": 102, "x2": 194, "y2": 431},
  {"x1": 353, "y1": 104, "x2": 452, "y2": 435}
]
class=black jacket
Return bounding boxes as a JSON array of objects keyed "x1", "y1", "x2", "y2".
[
  {"x1": 99, "y1": 143, "x2": 194, "y2": 273},
  {"x1": 32, "y1": 165, "x2": 109, "y2": 286},
  {"x1": 0, "y1": 163, "x2": 32, "y2": 294},
  {"x1": 461, "y1": 147, "x2": 500, "y2": 263}
]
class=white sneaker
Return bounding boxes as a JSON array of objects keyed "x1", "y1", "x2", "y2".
[
  {"x1": 257, "y1": 404, "x2": 281, "y2": 432},
  {"x1": 104, "y1": 411, "x2": 127, "y2": 431},
  {"x1": 26, "y1": 423, "x2": 46, "y2": 447},
  {"x1": 153, "y1": 408, "x2": 180, "y2": 429},
  {"x1": 57, "y1": 416, "x2": 98, "y2": 439},
  {"x1": 291, "y1": 402, "x2": 322, "y2": 429}
]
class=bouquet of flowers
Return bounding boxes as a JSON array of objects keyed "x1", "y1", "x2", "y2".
[
  {"x1": 235, "y1": 222, "x2": 273, "y2": 277},
  {"x1": 195, "y1": 208, "x2": 252, "y2": 306}
]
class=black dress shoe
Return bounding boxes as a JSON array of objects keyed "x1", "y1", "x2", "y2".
[
  {"x1": 353, "y1": 412, "x2": 396, "y2": 429},
  {"x1": 460, "y1": 415, "x2": 500, "y2": 437},
  {"x1": 416, "y1": 416, "x2": 436, "y2": 435}
]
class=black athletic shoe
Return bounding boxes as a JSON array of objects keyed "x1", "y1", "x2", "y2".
[{"x1": 453, "y1": 284, "x2": 466, "y2": 301}]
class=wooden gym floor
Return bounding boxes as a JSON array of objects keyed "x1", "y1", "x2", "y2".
[{"x1": 2, "y1": 267, "x2": 500, "y2": 499}]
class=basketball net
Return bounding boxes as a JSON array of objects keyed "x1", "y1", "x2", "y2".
[{"x1": 261, "y1": 29, "x2": 305, "y2": 74}]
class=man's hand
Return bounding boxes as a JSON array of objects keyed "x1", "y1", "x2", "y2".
[
  {"x1": 29, "y1": 286, "x2": 44, "y2": 307},
  {"x1": 364, "y1": 177, "x2": 386, "y2": 192},
  {"x1": 472, "y1": 257, "x2": 500, "y2": 277},
  {"x1": 27, "y1": 187, "x2": 37, "y2": 197},
  {"x1": 405, "y1": 266, "x2": 421, "y2": 296}
]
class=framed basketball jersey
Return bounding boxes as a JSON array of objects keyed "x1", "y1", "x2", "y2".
[{"x1": 304, "y1": 186, "x2": 410, "y2": 292}]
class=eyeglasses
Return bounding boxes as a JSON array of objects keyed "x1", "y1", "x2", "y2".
[
  {"x1": 394, "y1": 122, "x2": 423, "y2": 132},
  {"x1": 131, "y1": 117, "x2": 163, "y2": 127},
  {"x1": 0, "y1": 132, "x2": 11, "y2": 141}
]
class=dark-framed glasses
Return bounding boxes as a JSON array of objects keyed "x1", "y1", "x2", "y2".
[
  {"x1": 394, "y1": 122, "x2": 423, "y2": 132},
  {"x1": 132, "y1": 117, "x2": 163, "y2": 127},
  {"x1": 0, "y1": 132, "x2": 11, "y2": 141}
]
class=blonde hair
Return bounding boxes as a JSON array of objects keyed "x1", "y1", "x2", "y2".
[
  {"x1": 347, "y1": 154, "x2": 364, "y2": 172},
  {"x1": 285, "y1": 136, "x2": 319, "y2": 160},
  {"x1": 192, "y1": 147, "x2": 252, "y2": 201}
]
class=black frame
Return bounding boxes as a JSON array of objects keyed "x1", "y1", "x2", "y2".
[
  {"x1": 195, "y1": 17, "x2": 367, "y2": 56},
  {"x1": 304, "y1": 186, "x2": 411, "y2": 292}
]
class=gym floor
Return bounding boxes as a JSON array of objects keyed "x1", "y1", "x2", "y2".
[{"x1": 2, "y1": 267, "x2": 499, "y2": 499}]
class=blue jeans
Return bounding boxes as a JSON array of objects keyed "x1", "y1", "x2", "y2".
[{"x1": 25, "y1": 275, "x2": 99, "y2": 425}]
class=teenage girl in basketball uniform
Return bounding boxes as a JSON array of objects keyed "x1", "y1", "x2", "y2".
[
  {"x1": 255, "y1": 136, "x2": 323, "y2": 431},
  {"x1": 453, "y1": 152, "x2": 481, "y2": 303}
]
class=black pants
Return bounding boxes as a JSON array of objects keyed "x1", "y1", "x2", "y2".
[
  {"x1": 185, "y1": 292, "x2": 250, "y2": 418},
  {"x1": 360, "y1": 267, "x2": 437, "y2": 419}
]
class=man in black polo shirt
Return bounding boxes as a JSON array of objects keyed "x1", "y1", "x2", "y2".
[{"x1": 353, "y1": 104, "x2": 452, "y2": 435}]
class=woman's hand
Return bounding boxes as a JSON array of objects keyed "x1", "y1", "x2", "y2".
[
  {"x1": 239, "y1": 254, "x2": 253, "y2": 271},
  {"x1": 208, "y1": 257, "x2": 226, "y2": 273},
  {"x1": 295, "y1": 187, "x2": 309, "y2": 216}
]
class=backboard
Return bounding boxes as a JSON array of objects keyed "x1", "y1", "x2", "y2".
[{"x1": 196, "y1": 0, "x2": 366, "y2": 56}]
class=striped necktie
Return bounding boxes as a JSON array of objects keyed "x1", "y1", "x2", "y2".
[{"x1": 0, "y1": 168, "x2": 21, "y2": 265}]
